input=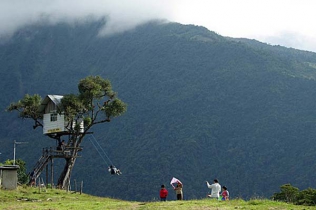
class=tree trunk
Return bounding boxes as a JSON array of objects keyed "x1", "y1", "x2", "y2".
[
  {"x1": 57, "y1": 151, "x2": 78, "y2": 189},
  {"x1": 57, "y1": 133, "x2": 84, "y2": 189}
]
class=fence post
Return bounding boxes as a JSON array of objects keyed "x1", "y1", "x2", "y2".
[
  {"x1": 80, "y1": 181, "x2": 83, "y2": 194},
  {"x1": 74, "y1": 179, "x2": 77, "y2": 193}
]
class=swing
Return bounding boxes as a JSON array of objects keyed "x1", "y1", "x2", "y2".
[
  {"x1": 88, "y1": 134, "x2": 122, "y2": 176},
  {"x1": 108, "y1": 165, "x2": 122, "y2": 175}
]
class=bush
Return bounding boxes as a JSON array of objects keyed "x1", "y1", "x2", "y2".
[
  {"x1": 271, "y1": 184, "x2": 299, "y2": 203},
  {"x1": 295, "y1": 188, "x2": 316, "y2": 206},
  {"x1": 272, "y1": 184, "x2": 316, "y2": 206}
]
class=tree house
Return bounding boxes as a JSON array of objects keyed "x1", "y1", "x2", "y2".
[
  {"x1": 30, "y1": 95, "x2": 84, "y2": 189},
  {"x1": 38, "y1": 95, "x2": 84, "y2": 135}
]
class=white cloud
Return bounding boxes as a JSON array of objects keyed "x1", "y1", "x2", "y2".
[
  {"x1": 0, "y1": 0, "x2": 315, "y2": 52},
  {"x1": 169, "y1": 0, "x2": 316, "y2": 52},
  {"x1": 0, "y1": 0, "x2": 173, "y2": 37}
]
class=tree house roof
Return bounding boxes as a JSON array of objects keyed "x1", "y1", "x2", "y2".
[{"x1": 38, "y1": 95, "x2": 63, "y2": 113}]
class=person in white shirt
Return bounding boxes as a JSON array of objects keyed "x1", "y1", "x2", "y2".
[{"x1": 206, "y1": 179, "x2": 221, "y2": 198}]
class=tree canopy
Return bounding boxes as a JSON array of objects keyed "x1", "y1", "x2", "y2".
[{"x1": 7, "y1": 75, "x2": 127, "y2": 133}]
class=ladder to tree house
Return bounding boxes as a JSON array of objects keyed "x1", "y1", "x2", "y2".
[{"x1": 31, "y1": 147, "x2": 82, "y2": 180}]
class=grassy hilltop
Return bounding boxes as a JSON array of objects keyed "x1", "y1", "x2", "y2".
[{"x1": 1, "y1": 187, "x2": 316, "y2": 210}]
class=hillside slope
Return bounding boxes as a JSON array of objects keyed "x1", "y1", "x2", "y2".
[{"x1": 1, "y1": 20, "x2": 316, "y2": 201}]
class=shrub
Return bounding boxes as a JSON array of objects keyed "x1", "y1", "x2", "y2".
[{"x1": 271, "y1": 184, "x2": 299, "y2": 203}]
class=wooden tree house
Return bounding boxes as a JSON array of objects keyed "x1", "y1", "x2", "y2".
[{"x1": 30, "y1": 95, "x2": 84, "y2": 188}]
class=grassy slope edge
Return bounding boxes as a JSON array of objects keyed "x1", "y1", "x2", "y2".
[{"x1": 1, "y1": 187, "x2": 316, "y2": 210}]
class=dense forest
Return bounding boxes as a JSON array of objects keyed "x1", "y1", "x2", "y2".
[{"x1": 1, "y1": 20, "x2": 316, "y2": 201}]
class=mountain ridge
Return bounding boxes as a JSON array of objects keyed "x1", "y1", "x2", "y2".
[{"x1": 1, "y1": 20, "x2": 316, "y2": 201}]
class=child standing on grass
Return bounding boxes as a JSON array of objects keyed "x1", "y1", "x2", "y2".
[{"x1": 160, "y1": 185, "x2": 168, "y2": 201}]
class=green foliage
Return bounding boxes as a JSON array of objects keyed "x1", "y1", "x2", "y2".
[
  {"x1": 272, "y1": 184, "x2": 316, "y2": 206},
  {"x1": 271, "y1": 184, "x2": 299, "y2": 203},
  {"x1": 6, "y1": 94, "x2": 42, "y2": 120},
  {"x1": 7, "y1": 75, "x2": 127, "y2": 132},
  {"x1": 78, "y1": 75, "x2": 114, "y2": 106},
  {"x1": 61, "y1": 75, "x2": 127, "y2": 127},
  {"x1": 2, "y1": 159, "x2": 29, "y2": 184},
  {"x1": 61, "y1": 94, "x2": 85, "y2": 121},
  {"x1": 296, "y1": 188, "x2": 316, "y2": 206},
  {"x1": 104, "y1": 98, "x2": 127, "y2": 118},
  {"x1": 83, "y1": 117, "x2": 92, "y2": 127}
]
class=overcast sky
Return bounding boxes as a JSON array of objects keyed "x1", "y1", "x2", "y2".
[{"x1": 1, "y1": 0, "x2": 315, "y2": 52}]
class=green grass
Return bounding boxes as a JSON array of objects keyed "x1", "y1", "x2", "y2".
[{"x1": 1, "y1": 186, "x2": 316, "y2": 210}]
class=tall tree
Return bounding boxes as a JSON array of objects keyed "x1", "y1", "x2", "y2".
[{"x1": 6, "y1": 75, "x2": 127, "y2": 189}]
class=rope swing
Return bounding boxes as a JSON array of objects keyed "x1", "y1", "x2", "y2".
[{"x1": 88, "y1": 134, "x2": 122, "y2": 175}]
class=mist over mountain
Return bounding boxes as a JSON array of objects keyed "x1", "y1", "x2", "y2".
[{"x1": 1, "y1": 20, "x2": 316, "y2": 201}]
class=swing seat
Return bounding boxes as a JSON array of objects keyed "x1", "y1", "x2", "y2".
[{"x1": 108, "y1": 168, "x2": 122, "y2": 175}]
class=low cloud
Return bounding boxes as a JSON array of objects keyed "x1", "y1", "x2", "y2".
[
  {"x1": 0, "y1": 0, "x2": 174, "y2": 37},
  {"x1": 0, "y1": 0, "x2": 315, "y2": 52}
]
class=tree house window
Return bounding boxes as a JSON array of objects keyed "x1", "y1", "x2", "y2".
[{"x1": 50, "y1": 113, "x2": 57, "y2": 122}]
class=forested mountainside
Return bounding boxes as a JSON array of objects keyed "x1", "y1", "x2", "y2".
[{"x1": 1, "y1": 20, "x2": 316, "y2": 201}]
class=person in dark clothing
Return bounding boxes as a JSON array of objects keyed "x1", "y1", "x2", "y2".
[
  {"x1": 29, "y1": 170, "x2": 36, "y2": 187},
  {"x1": 57, "y1": 140, "x2": 65, "y2": 151},
  {"x1": 108, "y1": 165, "x2": 122, "y2": 175}
]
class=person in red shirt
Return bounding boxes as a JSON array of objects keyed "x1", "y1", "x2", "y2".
[
  {"x1": 221, "y1": 186, "x2": 229, "y2": 200},
  {"x1": 160, "y1": 184, "x2": 168, "y2": 201}
]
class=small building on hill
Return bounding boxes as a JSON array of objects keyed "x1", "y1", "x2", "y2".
[
  {"x1": 0, "y1": 165, "x2": 20, "y2": 190},
  {"x1": 38, "y1": 95, "x2": 83, "y2": 135}
]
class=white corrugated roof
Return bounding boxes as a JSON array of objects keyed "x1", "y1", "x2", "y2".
[{"x1": 38, "y1": 95, "x2": 64, "y2": 113}]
